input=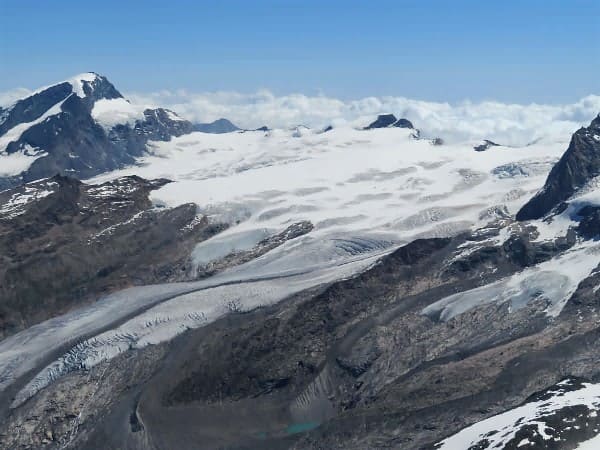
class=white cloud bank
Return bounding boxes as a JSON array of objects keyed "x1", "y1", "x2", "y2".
[
  {"x1": 2, "y1": 85, "x2": 599, "y2": 147},
  {"x1": 126, "y1": 90, "x2": 600, "y2": 146},
  {"x1": 0, "y1": 88, "x2": 31, "y2": 108}
]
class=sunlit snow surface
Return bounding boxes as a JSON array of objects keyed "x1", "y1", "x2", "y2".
[
  {"x1": 436, "y1": 379, "x2": 600, "y2": 449},
  {"x1": 89, "y1": 127, "x2": 564, "y2": 248},
  {"x1": 0, "y1": 126, "x2": 578, "y2": 406},
  {"x1": 0, "y1": 100, "x2": 65, "y2": 175},
  {"x1": 0, "y1": 179, "x2": 57, "y2": 219}
]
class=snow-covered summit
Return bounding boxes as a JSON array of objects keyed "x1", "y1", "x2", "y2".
[
  {"x1": 2, "y1": 72, "x2": 123, "y2": 112},
  {"x1": 0, "y1": 73, "x2": 192, "y2": 189},
  {"x1": 67, "y1": 72, "x2": 108, "y2": 98}
]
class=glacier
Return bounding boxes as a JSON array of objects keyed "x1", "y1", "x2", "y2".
[{"x1": 1, "y1": 123, "x2": 583, "y2": 412}]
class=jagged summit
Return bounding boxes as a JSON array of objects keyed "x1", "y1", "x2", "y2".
[
  {"x1": 2, "y1": 72, "x2": 122, "y2": 111},
  {"x1": 517, "y1": 114, "x2": 600, "y2": 221},
  {"x1": 0, "y1": 73, "x2": 122, "y2": 137},
  {"x1": 364, "y1": 114, "x2": 414, "y2": 130},
  {"x1": 62, "y1": 72, "x2": 123, "y2": 102}
]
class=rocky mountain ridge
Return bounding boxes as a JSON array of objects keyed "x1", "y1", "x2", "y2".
[{"x1": 517, "y1": 114, "x2": 600, "y2": 221}]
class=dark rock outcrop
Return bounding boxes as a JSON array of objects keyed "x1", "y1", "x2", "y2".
[
  {"x1": 474, "y1": 139, "x2": 500, "y2": 152},
  {"x1": 365, "y1": 114, "x2": 397, "y2": 129},
  {"x1": 575, "y1": 205, "x2": 600, "y2": 239},
  {"x1": 364, "y1": 114, "x2": 414, "y2": 130},
  {"x1": 393, "y1": 117, "x2": 414, "y2": 129},
  {"x1": 240, "y1": 125, "x2": 271, "y2": 133},
  {"x1": 517, "y1": 115, "x2": 600, "y2": 221},
  {"x1": 193, "y1": 118, "x2": 240, "y2": 134}
]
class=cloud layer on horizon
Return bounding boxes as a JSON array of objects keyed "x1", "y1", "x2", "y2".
[
  {"x1": 0, "y1": 88, "x2": 32, "y2": 108},
  {"x1": 2, "y1": 86, "x2": 599, "y2": 147},
  {"x1": 127, "y1": 90, "x2": 600, "y2": 146}
]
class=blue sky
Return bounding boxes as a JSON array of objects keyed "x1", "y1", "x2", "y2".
[{"x1": 1, "y1": 0, "x2": 598, "y2": 103}]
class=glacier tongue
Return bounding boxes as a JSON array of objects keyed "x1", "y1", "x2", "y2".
[
  {"x1": 422, "y1": 240, "x2": 600, "y2": 322},
  {"x1": 4, "y1": 233, "x2": 392, "y2": 408}
]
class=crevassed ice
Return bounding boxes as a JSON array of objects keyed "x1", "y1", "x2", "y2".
[{"x1": 11, "y1": 245, "x2": 385, "y2": 408}]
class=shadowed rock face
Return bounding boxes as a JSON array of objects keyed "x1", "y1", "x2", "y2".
[
  {"x1": 0, "y1": 75, "x2": 122, "y2": 136},
  {"x1": 576, "y1": 205, "x2": 600, "y2": 239},
  {"x1": 393, "y1": 117, "x2": 414, "y2": 129},
  {"x1": 0, "y1": 84, "x2": 72, "y2": 135},
  {"x1": 0, "y1": 175, "x2": 224, "y2": 340},
  {"x1": 517, "y1": 115, "x2": 600, "y2": 221},
  {"x1": 0, "y1": 74, "x2": 193, "y2": 190}
]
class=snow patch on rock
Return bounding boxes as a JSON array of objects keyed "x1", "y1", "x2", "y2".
[{"x1": 437, "y1": 379, "x2": 600, "y2": 449}]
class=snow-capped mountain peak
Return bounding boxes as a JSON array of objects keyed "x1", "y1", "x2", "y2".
[
  {"x1": 0, "y1": 73, "x2": 192, "y2": 190},
  {"x1": 66, "y1": 72, "x2": 114, "y2": 98}
]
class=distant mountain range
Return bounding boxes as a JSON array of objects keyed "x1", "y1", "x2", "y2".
[{"x1": 193, "y1": 118, "x2": 240, "y2": 133}]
